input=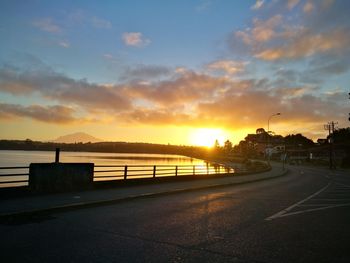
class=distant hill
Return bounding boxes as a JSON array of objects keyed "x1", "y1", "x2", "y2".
[{"x1": 52, "y1": 132, "x2": 103, "y2": 143}]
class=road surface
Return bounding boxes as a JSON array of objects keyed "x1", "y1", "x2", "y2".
[{"x1": 1, "y1": 165, "x2": 349, "y2": 262}]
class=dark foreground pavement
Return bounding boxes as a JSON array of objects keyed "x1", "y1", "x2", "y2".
[{"x1": 1, "y1": 165, "x2": 349, "y2": 262}]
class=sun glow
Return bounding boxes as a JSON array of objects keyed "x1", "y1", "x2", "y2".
[{"x1": 189, "y1": 128, "x2": 229, "y2": 147}]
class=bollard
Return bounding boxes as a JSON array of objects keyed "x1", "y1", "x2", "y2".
[{"x1": 55, "y1": 148, "x2": 60, "y2": 163}]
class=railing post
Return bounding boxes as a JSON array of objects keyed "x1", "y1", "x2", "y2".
[
  {"x1": 124, "y1": 166, "x2": 128, "y2": 180},
  {"x1": 175, "y1": 166, "x2": 178, "y2": 176},
  {"x1": 193, "y1": 165, "x2": 195, "y2": 175},
  {"x1": 153, "y1": 165, "x2": 156, "y2": 178},
  {"x1": 55, "y1": 148, "x2": 60, "y2": 163},
  {"x1": 206, "y1": 163, "x2": 209, "y2": 175}
]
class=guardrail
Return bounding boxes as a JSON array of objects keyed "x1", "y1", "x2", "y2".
[
  {"x1": 0, "y1": 163, "x2": 234, "y2": 188},
  {"x1": 0, "y1": 166, "x2": 30, "y2": 187},
  {"x1": 94, "y1": 164, "x2": 233, "y2": 181}
]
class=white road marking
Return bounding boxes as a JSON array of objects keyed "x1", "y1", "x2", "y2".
[
  {"x1": 313, "y1": 198, "x2": 350, "y2": 201},
  {"x1": 272, "y1": 203, "x2": 350, "y2": 219},
  {"x1": 265, "y1": 182, "x2": 331, "y2": 221}
]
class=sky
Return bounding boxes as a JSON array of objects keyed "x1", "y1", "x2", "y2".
[{"x1": 0, "y1": 0, "x2": 349, "y2": 146}]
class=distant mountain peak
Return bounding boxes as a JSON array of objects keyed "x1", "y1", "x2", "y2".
[{"x1": 52, "y1": 132, "x2": 102, "y2": 143}]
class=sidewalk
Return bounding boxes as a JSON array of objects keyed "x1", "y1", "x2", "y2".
[{"x1": 0, "y1": 163, "x2": 287, "y2": 219}]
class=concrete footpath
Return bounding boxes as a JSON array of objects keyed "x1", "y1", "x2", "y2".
[{"x1": 0, "y1": 163, "x2": 288, "y2": 219}]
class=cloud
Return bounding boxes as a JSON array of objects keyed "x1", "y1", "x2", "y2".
[
  {"x1": 0, "y1": 103, "x2": 78, "y2": 124},
  {"x1": 195, "y1": 87, "x2": 346, "y2": 130},
  {"x1": 122, "y1": 32, "x2": 151, "y2": 47},
  {"x1": 287, "y1": 0, "x2": 300, "y2": 10},
  {"x1": 206, "y1": 60, "x2": 246, "y2": 75},
  {"x1": 255, "y1": 28, "x2": 350, "y2": 60},
  {"x1": 0, "y1": 64, "x2": 131, "y2": 112},
  {"x1": 113, "y1": 79, "x2": 346, "y2": 141},
  {"x1": 0, "y1": 55, "x2": 347, "y2": 136},
  {"x1": 102, "y1": 54, "x2": 116, "y2": 61},
  {"x1": 91, "y1": 16, "x2": 112, "y2": 29},
  {"x1": 123, "y1": 71, "x2": 230, "y2": 106},
  {"x1": 298, "y1": 56, "x2": 350, "y2": 83},
  {"x1": 303, "y1": 1, "x2": 314, "y2": 13},
  {"x1": 230, "y1": 0, "x2": 350, "y2": 63},
  {"x1": 251, "y1": 0, "x2": 264, "y2": 10},
  {"x1": 118, "y1": 108, "x2": 193, "y2": 126},
  {"x1": 32, "y1": 18, "x2": 62, "y2": 33},
  {"x1": 58, "y1": 40, "x2": 70, "y2": 48},
  {"x1": 120, "y1": 64, "x2": 171, "y2": 81},
  {"x1": 102, "y1": 53, "x2": 123, "y2": 65},
  {"x1": 234, "y1": 15, "x2": 283, "y2": 46}
]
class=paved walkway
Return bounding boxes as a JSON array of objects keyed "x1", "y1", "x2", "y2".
[{"x1": 0, "y1": 162, "x2": 287, "y2": 218}]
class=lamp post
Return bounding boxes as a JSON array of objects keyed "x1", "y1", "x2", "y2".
[
  {"x1": 266, "y1": 113, "x2": 281, "y2": 163},
  {"x1": 268, "y1": 113, "x2": 281, "y2": 136}
]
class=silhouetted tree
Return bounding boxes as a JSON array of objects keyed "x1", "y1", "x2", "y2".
[
  {"x1": 329, "y1": 127, "x2": 350, "y2": 144},
  {"x1": 214, "y1": 139, "x2": 220, "y2": 149},
  {"x1": 223, "y1": 140, "x2": 233, "y2": 154},
  {"x1": 284, "y1": 134, "x2": 314, "y2": 148},
  {"x1": 256, "y1": 128, "x2": 266, "y2": 134}
]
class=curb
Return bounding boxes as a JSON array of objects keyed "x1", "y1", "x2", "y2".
[{"x1": 0, "y1": 169, "x2": 289, "y2": 223}]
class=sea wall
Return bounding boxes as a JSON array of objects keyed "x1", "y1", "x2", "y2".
[{"x1": 29, "y1": 163, "x2": 94, "y2": 193}]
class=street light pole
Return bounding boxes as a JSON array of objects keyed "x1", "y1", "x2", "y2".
[
  {"x1": 268, "y1": 113, "x2": 281, "y2": 136},
  {"x1": 267, "y1": 113, "x2": 281, "y2": 164}
]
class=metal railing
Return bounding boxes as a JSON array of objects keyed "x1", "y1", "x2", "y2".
[
  {"x1": 0, "y1": 166, "x2": 30, "y2": 187},
  {"x1": 94, "y1": 163, "x2": 234, "y2": 181},
  {"x1": 0, "y1": 163, "x2": 234, "y2": 188}
]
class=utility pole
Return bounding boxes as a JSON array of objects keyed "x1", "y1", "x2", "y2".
[{"x1": 324, "y1": 121, "x2": 337, "y2": 169}]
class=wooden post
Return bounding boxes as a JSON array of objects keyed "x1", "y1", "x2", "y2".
[
  {"x1": 175, "y1": 166, "x2": 178, "y2": 176},
  {"x1": 124, "y1": 166, "x2": 128, "y2": 180},
  {"x1": 153, "y1": 165, "x2": 156, "y2": 178},
  {"x1": 193, "y1": 165, "x2": 195, "y2": 175}
]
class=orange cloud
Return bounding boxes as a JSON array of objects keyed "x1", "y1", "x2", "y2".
[
  {"x1": 123, "y1": 71, "x2": 230, "y2": 106},
  {"x1": 0, "y1": 57, "x2": 347, "y2": 140},
  {"x1": 256, "y1": 29, "x2": 350, "y2": 60},
  {"x1": 235, "y1": 15, "x2": 282, "y2": 46},
  {"x1": 287, "y1": 0, "x2": 300, "y2": 10},
  {"x1": 303, "y1": 1, "x2": 314, "y2": 13},
  {"x1": 122, "y1": 32, "x2": 151, "y2": 47},
  {"x1": 206, "y1": 60, "x2": 247, "y2": 75}
]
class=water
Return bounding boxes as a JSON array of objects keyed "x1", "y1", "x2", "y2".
[
  {"x1": 0, "y1": 150, "x2": 207, "y2": 187},
  {"x1": 0, "y1": 150, "x2": 204, "y2": 167}
]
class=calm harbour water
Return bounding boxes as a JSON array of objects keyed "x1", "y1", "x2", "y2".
[
  {"x1": 0, "y1": 150, "x2": 204, "y2": 167},
  {"x1": 0, "y1": 150, "x2": 206, "y2": 187}
]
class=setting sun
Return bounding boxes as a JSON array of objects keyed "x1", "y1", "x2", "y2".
[{"x1": 189, "y1": 128, "x2": 229, "y2": 147}]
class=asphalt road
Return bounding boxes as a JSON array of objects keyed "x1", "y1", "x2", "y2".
[{"x1": 1, "y1": 165, "x2": 350, "y2": 262}]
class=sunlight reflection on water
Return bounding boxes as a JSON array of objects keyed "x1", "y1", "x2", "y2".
[{"x1": 0, "y1": 150, "x2": 207, "y2": 187}]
